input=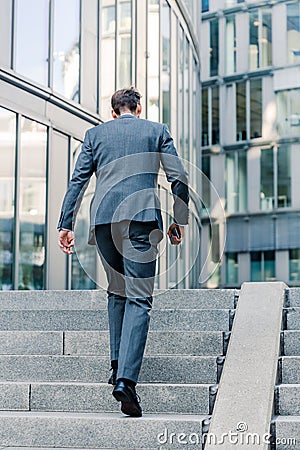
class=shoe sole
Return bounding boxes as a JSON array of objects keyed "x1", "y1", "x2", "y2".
[{"x1": 113, "y1": 389, "x2": 142, "y2": 417}]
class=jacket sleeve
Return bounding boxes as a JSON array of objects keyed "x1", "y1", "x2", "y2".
[
  {"x1": 159, "y1": 124, "x2": 189, "y2": 225},
  {"x1": 57, "y1": 130, "x2": 95, "y2": 231}
]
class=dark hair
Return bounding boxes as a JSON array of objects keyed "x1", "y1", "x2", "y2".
[{"x1": 111, "y1": 87, "x2": 142, "y2": 115}]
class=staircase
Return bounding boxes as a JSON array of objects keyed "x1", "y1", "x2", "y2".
[
  {"x1": 272, "y1": 288, "x2": 300, "y2": 449},
  {"x1": 0, "y1": 289, "x2": 237, "y2": 449}
]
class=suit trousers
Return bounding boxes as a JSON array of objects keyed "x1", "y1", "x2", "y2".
[{"x1": 95, "y1": 220, "x2": 162, "y2": 383}]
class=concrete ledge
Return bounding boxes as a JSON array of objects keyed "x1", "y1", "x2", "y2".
[{"x1": 205, "y1": 282, "x2": 286, "y2": 450}]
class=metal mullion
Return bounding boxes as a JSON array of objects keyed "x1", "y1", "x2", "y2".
[
  {"x1": 13, "y1": 113, "x2": 21, "y2": 290},
  {"x1": 115, "y1": 0, "x2": 118, "y2": 90},
  {"x1": 246, "y1": 79, "x2": 250, "y2": 140},
  {"x1": 10, "y1": 0, "x2": 16, "y2": 70},
  {"x1": 96, "y1": 0, "x2": 100, "y2": 114},
  {"x1": 130, "y1": 0, "x2": 135, "y2": 86},
  {"x1": 48, "y1": 0, "x2": 54, "y2": 89},
  {"x1": 208, "y1": 87, "x2": 212, "y2": 146},
  {"x1": 44, "y1": 126, "x2": 50, "y2": 289},
  {"x1": 159, "y1": 0, "x2": 162, "y2": 122},
  {"x1": 258, "y1": 8, "x2": 262, "y2": 68},
  {"x1": 273, "y1": 144, "x2": 278, "y2": 210},
  {"x1": 78, "y1": 0, "x2": 82, "y2": 103},
  {"x1": 235, "y1": 151, "x2": 239, "y2": 212}
]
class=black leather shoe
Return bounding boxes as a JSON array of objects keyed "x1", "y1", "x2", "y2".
[
  {"x1": 112, "y1": 380, "x2": 142, "y2": 417},
  {"x1": 108, "y1": 368, "x2": 117, "y2": 386}
]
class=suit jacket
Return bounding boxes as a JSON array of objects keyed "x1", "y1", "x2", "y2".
[{"x1": 57, "y1": 114, "x2": 189, "y2": 244}]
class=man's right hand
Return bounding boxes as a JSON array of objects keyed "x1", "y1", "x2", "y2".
[
  {"x1": 168, "y1": 223, "x2": 185, "y2": 245},
  {"x1": 58, "y1": 230, "x2": 75, "y2": 255}
]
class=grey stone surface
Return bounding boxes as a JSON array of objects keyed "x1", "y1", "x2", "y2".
[
  {"x1": 0, "y1": 411, "x2": 207, "y2": 449},
  {"x1": 283, "y1": 331, "x2": 300, "y2": 356},
  {"x1": 288, "y1": 289, "x2": 300, "y2": 307},
  {"x1": 150, "y1": 309, "x2": 229, "y2": 331},
  {"x1": 277, "y1": 385, "x2": 300, "y2": 415},
  {"x1": 286, "y1": 308, "x2": 300, "y2": 330},
  {"x1": 64, "y1": 330, "x2": 224, "y2": 356},
  {"x1": 30, "y1": 382, "x2": 210, "y2": 414},
  {"x1": 0, "y1": 331, "x2": 63, "y2": 355},
  {"x1": 0, "y1": 308, "x2": 229, "y2": 332},
  {"x1": 154, "y1": 289, "x2": 237, "y2": 309},
  {"x1": 0, "y1": 383, "x2": 29, "y2": 410},
  {"x1": 0, "y1": 310, "x2": 108, "y2": 331},
  {"x1": 281, "y1": 357, "x2": 300, "y2": 383},
  {"x1": 0, "y1": 355, "x2": 217, "y2": 384},
  {"x1": 205, "y1": 282, "x2": 286, "y2": 450},
  {"x1": 274, "y1": 416, "x2": 300, "y2": 450},
  {"x1": 0, "y1": 289, "x2": 237, "y2": 310}
]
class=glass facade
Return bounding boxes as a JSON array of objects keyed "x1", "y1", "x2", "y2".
[
  {"x1": 249, "y1": 8, "x2": 272, "y2": 70},
  {"x1": 276, "y1": 89, "x2": 300, "y2": 136},
  {"x1": 260, "y1": 146, "x2": 291, "y2": 211},
  {"x1": 287, "y1": 1, "x2": 300, "y2": 64},
  {"x1": 15, "y1": 0, "x2": 49, "y2": 86},
  {"x1": 0, "y1": 0, "x2": 201, "y2": 290},
  {"x1": 201, "y1": 1, "x2": 300, "y2": 287},
  {"x1": 210, "y1": 20, "x2": 219, "y2": 77},
  {"x1": 53, "y1": 0, "x2": 80, "y2": 101},
  {"x1": 0, "y1": 108, "x2": 16, "y2": 290}
]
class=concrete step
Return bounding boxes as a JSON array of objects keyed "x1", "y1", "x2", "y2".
[
  {"x1": 281, "y1": 357, "x2": 300, "y2": 384},
  {"x1": 287, "y1": 288, "x2": 300, "y2": 307},
  {"x1": 0, "y1": 381, "x2": 212, "y2": 415},
  {"x1": 0, "y1": 410, "x2": 209, "y2": 449},
  {"x1": 0, "y1": 289, "x2": 237, "y2": 310},
  {"x1": 272, "y1": 415, "x2": 300, "y2": 449},
  {"x1": 286, "y1": 308, "x2": 300, "y2": 330},
  {"x1": 0, "y1": 309, "x2": 231, "y2": 331},
  {"x1": 0, "y1": 355, "x2": 218, "y2": 384},
  {"x1": 282, "y1": 331, "x2": 300, "y2": 356},
  {"x1": 276, "y1": 384, "x2": 300, "y2": 415},
  {"x1": 0, "y1": 330, "x2": 225, "y2": 356}
]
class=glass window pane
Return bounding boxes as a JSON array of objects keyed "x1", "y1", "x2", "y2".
[
  {"x1": 278, "y1": 145, "x2": 291, "y2": 208},
  {"x1": 202, "y1": 89, "x2": 209, "y2": 146},
  {"x1": 15, "y1": 0, "x2": 49, "y2": 85},
  {"x1": 249, "y1": 10, "x2": 259, "y2": 70},
  {"x1": 117, "y1": 0, "x2": 132, "y2": 89},
  {"x1": 53, "y1": 0, "x2": 80, "y2": 102},
  {"x1": 238, "y1": 151, "x2": 247, "y2": 212},
  {"x1": 212, "y1": 86, "x2": 219, "y2": 144},
  {"x1": 290, "y1": 88, "x2": 300, "y2": 135},
  {"x1": 226, "y1": 153, "x2": 236, "y2": 213},
  {"x1": 202, "y1": 155, "x2": 211, "y2": 212},
  {"x1": 0, "y1": 108, "x2": 16, "y2": 290},
  {"x1": 71, "y1": 139, "x2": 96, "y2": 290},
  {"x1": 260, "y1": 147, "x2": 274, "y2": 210},
  {"x1": 250, "y1": 78, "x2": 262, "y2": 139},
  {"x1": 226, "y1": 15, "x2": 236, "y2": 74},
  {"x1": 287, "y1": 2, "x2": 300, "y2": 64},
  {"x1": 178, "y1": 26, "x2": 184, "y2": 156},
  {"x1": 251, "y1": 251, "x2": 261, "y2": 281},
  {"x1": 290, "y1": 249, "x2": 300, "y2": 282},
  {"x1": 162, "y1": 0, "x2": 171, "y2": 129},
  {"x1": 264, "y1": 250, "x2": 275, "y2": 281},
  {"x1": 210, "y1": 20, "x2": 219, "y2": 77},
  {"x1": 236, "y1": 81, "x2": 246, "y2": 141},
  {"x1": 226, "y1": 252, "x2": 238, "y2": 285},
  {"x1": 184, "y1": 38, "x2": 190, "y2": 161},
  {"x1": 261, "y1": 9, "x2": 272, "y2": 67},
  {"x1": 101, "y1": 0, "x2": 116, "y2": 118},
  {"x1": 18, "y1": 118, "x2": 47, "y2": 290},
  {"x1": 202, "y1": 0, "x2": 209, "y2": 13},
  {"x1": 147, "y1": 0, "x2": 160, "y2": 121},
  {"x1": 276, "y1": 90, "x2": 289, "y2": 135}
]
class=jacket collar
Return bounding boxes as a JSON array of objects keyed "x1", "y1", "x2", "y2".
[{"x1": 118, "y1": 113, "x2": 137, "y2": 119}]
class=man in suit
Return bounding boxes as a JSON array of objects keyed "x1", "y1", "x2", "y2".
[{"x1": 58, "y1": 87, "x2": 189, "y2": 417}]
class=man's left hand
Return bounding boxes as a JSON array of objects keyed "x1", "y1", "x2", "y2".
[
  {"x1": 168, "y1": 223, "x2": 184, "y2": 245},
  {"x1": 58, "y1": 230, "x2": 75, "y2": 255}
]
